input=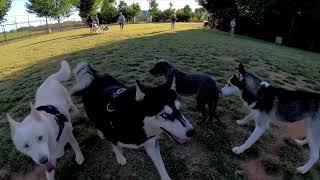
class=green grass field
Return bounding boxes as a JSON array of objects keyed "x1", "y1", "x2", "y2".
[{"x1": 1, "y1": 23, "x2": 320, "y2": 179}]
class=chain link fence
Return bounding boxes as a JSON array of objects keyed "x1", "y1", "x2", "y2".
[{"x1": 0, "y1": 15, "x2": 85, "y2": 43}]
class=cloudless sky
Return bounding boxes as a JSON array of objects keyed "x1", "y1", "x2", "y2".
[{"x1": 5, "y1": 0, "x2": 200, "y2": 24}]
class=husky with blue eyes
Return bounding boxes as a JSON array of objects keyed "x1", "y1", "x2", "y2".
[
  {"x1": 7, "y1": 61, "x2": 84, "y2": 180},
  {"x1": 70, "y1": 62, "x2": 194, "y2": 180},
  {"x1": 221, "y1": 63, "x2": 320, "y2": 174}
]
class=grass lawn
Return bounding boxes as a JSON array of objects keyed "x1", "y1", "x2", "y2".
[
  {"x1": 0, "y1": 30, "x2": 46, "y2": 42},
  {"x1": 1, "y1": 22, "x2": 320, "y2": 179}
]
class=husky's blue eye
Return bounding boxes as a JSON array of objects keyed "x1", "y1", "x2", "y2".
[
  {"x1": 161, "y1": 113, "x2": 168, "y2": 119},
  {"x1": 24, "y1": 144, "x2": 30, "y2": 149}
]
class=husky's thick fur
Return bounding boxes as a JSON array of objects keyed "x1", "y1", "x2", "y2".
[
  {"x1": 150, "y1": 61, "x2": 219, "y2": 124},
  {"x1": 8, "y1": 61, "x2": 84, "y2": 180},
  {"x1": 70, "y1": 62, "x2": 194, "y2": 179},
  {"x1": 221, "y1": 63, "x2": 320, "y2": 174},
  {"x1": 70, "y1": 62, "x2": 194, "y2": 180}
]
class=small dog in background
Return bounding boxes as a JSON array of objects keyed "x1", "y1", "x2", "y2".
[
  {"x1": 8, "y1": 61, "x2": 84, "y2": 180},
  {"x1": 150, "y1": 60, "x2": 219, "y2": 124},
  {"x1": 99, "y1": 24, "x2": 109, "y2": 33}
]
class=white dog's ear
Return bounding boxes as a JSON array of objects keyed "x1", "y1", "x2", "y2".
[
  {"x1": 7, "y1": 114, "x2": 19, "y2": 135},
  {"x1": 170, "y1": 76, "x2": 176, "y2": 90},
  {"x1": 30, "y1": 102, "x2": 42, "y2": 121},
  {"x1": 135, "y1": 80, "x2": 145, "y2": 101}
]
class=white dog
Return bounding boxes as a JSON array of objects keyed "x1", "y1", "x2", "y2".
[{"x1": 7, "y1": 61, "x2": 84, "y2": 180}]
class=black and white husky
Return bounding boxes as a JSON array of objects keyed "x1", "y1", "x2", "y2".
[
  {"x1": 221, "y1": 63, "x2": 320, "y2": 174},
  {"x1": 70, "y1": 62, "x2": 194, "y2": 180}
]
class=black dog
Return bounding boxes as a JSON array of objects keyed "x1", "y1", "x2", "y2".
[
  {"x1": 150, "y1": 61, "x2": 219, "y2": 124},
  {"x1": 70, "y1": 62, "x2": 194, "y2": 179}
]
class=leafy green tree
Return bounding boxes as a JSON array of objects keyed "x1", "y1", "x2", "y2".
[
  {"x1": 176, "y1": 5, "x2": 193, "y2": 22},
  {"x1": 118, "y1": 0, "x2": 128, "y2": 16},
  {"x1": 77, "y1": 0, "x2": 102, "y2": 18},
  {"x1": 0, "y1": 0, "x2": 11, "y2": 23},
  {"x1": 99, "y1": 0, "x2": 117, "y2": 23},
  {"x1": 193, "y1": 7, "x2": 207, "y2": 21},
  {"x1": 26, "y1": 0, "x2": 77, "y2": 32},
  {"x1": 149, "y1": 0, "x2": 160, "y2": 21},
  {"x1": 126, "y1": 3, "x2": 141, "y2": 22},
  {"x1": 197, "y1": 0, "x2": 236, "y2": 30}
]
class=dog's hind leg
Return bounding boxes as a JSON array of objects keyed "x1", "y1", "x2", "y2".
[
  {"x1": 144, "y1": 137, "x2": 171, "y2": 180},
  {"x1": 294, "y1": 138, "x2": 308, "y2": 146},
  {"x1": 236, "y1": 112, "x2": 254, "y2": 126},
  {"x1": 196, "y1": 96, "x2": 207, "y2": 124},
  {"x1": 69, "y1": 134, "x2": 84, "y2": 165},
  {"x1": 112, "y1": 144, "x2": 127, "y2": 165},
  {"x1": 297, "y1": 120, "x2": 320, "y2": 174},
  {"x1": 207, "y1": 93, "x2": 219, "y2": 122},
  {"x1": 232, "y1": 112, "x2": 269, "y2": 154}
]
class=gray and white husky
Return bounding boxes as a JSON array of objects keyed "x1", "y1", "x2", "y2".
[
  {"x1": 7, "y1": 61, "x2": 84, "y2": 180},
  {"x1": 221, "y1": 63, "x2": 320, "y2": 174}
]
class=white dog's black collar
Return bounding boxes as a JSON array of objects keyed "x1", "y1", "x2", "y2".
[{"x1": 36, "y1": 105, "x2": 68, "y2": 142}]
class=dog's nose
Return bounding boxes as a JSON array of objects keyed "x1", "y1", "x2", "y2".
[
  {"x1": 39, "y1": 157, "x2": 48, "y2": 164},
  {"x1": 186, "y1": 129, "x2": 195, "y2": 137}
]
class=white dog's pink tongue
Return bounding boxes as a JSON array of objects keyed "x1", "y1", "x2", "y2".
[
  {"x1": 176, "y1": 137, "x2": 187, "y2": 145},
  {"x1": 44, "y1": 162, "x2": 55, "y2": 172}
]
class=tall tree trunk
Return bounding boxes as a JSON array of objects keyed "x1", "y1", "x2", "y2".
[{"x1": 45, "y1": 17, "x2": 51, "y2": 34}]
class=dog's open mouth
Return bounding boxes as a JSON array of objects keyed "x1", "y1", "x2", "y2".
[
  {"x1": 160, "y1": 127, "x2": 187, "y2": 145},
  {"x1": 44, "y1": 162, "x2": 55, "y2": 172}
]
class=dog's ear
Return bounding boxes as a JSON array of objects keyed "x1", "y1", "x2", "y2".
[
  {"x1": 135, "y1": 80, "x2": 145, "y2": 101},
  {"x1": 30, "y1": 102, "x2": 42, "y2": 122},
  {"x1": 170, "y1": 76, "x2": 176, "y2": 91},
  {"x1": 7, "y1": 114, "x2": 19, "y2": 135}
]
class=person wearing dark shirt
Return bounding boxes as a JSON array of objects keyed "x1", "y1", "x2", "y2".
[{"x1": 171, "y1": 16, "x2": 176, "y2": 31}]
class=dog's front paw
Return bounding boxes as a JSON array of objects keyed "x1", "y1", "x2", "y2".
[
  {"x1": 297, "y1": 165, "x2": 309, "y2": 174},
  {"x1": 75, "y1": 153, "x2": 84, "y2": 165},
  {"x1": 236, "y1": 120, "x2": 246, "y2": 126},
  {"x1": 232, "y1": 146, "x2": 244, "y2": 154},
  {"x1": 116, "y1": 155, "x2": 126, "y2": 166}
]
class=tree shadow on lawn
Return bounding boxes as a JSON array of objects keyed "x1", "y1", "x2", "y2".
[{"x1": 1, "y1": 29, "x2": 315, "y2": 179}]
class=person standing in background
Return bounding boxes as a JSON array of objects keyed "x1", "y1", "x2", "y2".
[
  {"x1": 118, "y1": 12, "x2": 126, "y2": 31},
  {"x1": 230, "y1": 18, "x2": 236, "y2": 37},
  {"x1": 171, "y1": 15, "x2": 176, "y2": 31}
]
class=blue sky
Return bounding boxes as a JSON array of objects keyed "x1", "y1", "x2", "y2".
[{"x1": 5, "y1": 0, "x2": 200, "y2": 24}]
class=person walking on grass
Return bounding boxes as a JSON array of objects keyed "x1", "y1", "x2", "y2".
[
  {"x1": 118, "y1": 12, "x2": 126, "y2": 31},
  {"x1": 230, "y1": 18, "x2": 236, "y2": 37},
  {"x1": 171, "y1": 15, "x2": 176, "y2": 31}
]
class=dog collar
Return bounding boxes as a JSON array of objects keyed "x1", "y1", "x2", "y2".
[{"x1": 36, "y1": 105, "x2": 68, "y2": 142}]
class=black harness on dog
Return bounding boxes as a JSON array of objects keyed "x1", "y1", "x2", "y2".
[
  {"x1": 106, "y1": 88, "x2": 127, "y2": 112},
  {"x1": 36, "y1": 105, "x2": 68, "y2": 142},
  {"x1": 166, "y1": 67, "x2": 176, "y2": 78}
]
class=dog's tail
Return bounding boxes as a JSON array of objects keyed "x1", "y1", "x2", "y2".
[
  {"x1": 50, "y1": 61, "x2": 71, "y2": 82},
  {"x1": 69, "y1": 62, "x2": 94, "y2": 96}
]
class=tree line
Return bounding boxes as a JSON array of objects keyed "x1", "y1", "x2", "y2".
[
  {"x1": 198, "y1": 0, "x2": 320, "y2": 52},
  {"x1": 0, "y1": 0, "x2": 208, "y2": 30}
]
